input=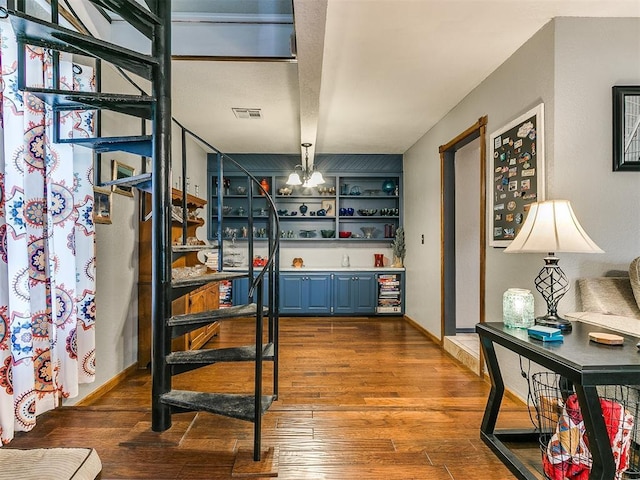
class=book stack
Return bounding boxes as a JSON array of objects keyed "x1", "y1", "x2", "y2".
[
  {"x1": 219, "y1": 280, "x2": 232, "y2": 308},
  {"x1": 377, "y1": 274, "x2": 401, "y2": 313}
]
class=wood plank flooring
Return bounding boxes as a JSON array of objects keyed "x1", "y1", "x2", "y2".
[{"x1": 5, "y1": 317, "x2": 540, "y2": 479}]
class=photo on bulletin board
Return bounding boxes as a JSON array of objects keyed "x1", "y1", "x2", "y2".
[{"x1": 489, "y1": 103, "x2": 545, "y2": 247}]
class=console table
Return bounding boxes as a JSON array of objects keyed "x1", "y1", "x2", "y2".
[{"x1": 476, "y1": 321, "x2": 640, "y2": 480}]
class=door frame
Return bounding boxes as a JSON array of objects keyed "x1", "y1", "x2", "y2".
[{"x1": 439, "y1": 116, "x2": 487, "y2": 373}]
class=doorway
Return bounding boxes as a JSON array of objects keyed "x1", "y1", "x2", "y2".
[{"x1": 439, "y1": 117, "x2": 487, "y2": 375}]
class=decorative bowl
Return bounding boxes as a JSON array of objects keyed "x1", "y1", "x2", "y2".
[
  {"x1": 235, "y1": 186, "x2": 247, "y2": 195},
  {"x1": 339, "y1": 231, "x2": 352, "y2": 238},
  {"x1": 361, "y1": 227, "x2": 377, "y2": 239},
  {"x1": 213, "y1": 205, "x2": 234, "y2": 215},
  {"x1": 299, "y1": 229, "x2": 317, "y2": 238},
  {"x1": 321, "y1": 230, "x2": 335, "y2": 238},
  {"x1": 357, "y1": 209, "x2": 378, "y2": 216}
]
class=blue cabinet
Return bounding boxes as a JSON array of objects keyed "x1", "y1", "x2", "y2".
[
  {"x1": 333, "y1": 273, "x2": 376, "y2": 314},
  {"x1": 232, "y1": 275, "x2": 269, "y2": 305},
  {"x1": 279, "y1": 274, "x2": 332, "y2": 315}
]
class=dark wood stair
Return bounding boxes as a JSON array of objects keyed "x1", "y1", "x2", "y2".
[
  {"x1": 168, "y1": 303, "x2": 263, "y2": 338},
  {"x1": 7, "y1": 3, "x2": 279, "y2": 462},
  {"x1": 10, "y1": 10, "x2": 157, "y2": 80},
  {"x1": 88, "y1": 0, "x2": 160, "y2": 39},
  {"x1": 160, "y1": 391, "x2": 275, "y2": 423},
  {"x1": 171, "y1": 271, "x2": 248, "y2": 299},
  {"x1": 24, "y1": 88, "x2": 154, "y2": 119},
  {"x1": 167, "y1": 343, "x2": 274, "y2": 375},
  {"x1": 58, "y1": 136, "x2": 153, "y2": 156}
]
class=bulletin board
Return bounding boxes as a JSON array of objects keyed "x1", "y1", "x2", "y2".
[{"x1": 489, "y1": 103, "x2": 545, "y2": 247}]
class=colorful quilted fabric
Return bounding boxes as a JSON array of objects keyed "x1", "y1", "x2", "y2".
[
  {"x1": 543, "y1": 394, "x2": 634, "y2": 480},
  {"x1": 0, "y1": 18, "x2": 96, "y2": 444}
]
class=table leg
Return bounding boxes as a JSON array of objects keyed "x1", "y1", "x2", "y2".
[
  {"x1": 480, "y1": 335, "x2": 504, "y2": 435},
  {"x1": 573, "y1": 383, "x2": 616, "y2": 480}
]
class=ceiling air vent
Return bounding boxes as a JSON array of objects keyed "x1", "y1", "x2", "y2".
[{"x1": 232, "y1": 108, "x2": 263, "y2": 119}]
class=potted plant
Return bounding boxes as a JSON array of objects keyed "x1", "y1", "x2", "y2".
[{"x1": 391, "y1": 227, "x2": 405, "y2": 267}]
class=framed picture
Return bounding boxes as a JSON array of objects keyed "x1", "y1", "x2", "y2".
[
  {"x1": 112, "y1": 160, "x2": 135, "y2": 197},
  {"x1": 489, "y1": 103, "x2": 545, "y2": 247},
  {"x1": 321, "y1": 199, "x2": 335, "y2": 216},
  {"x1": 93, "y1": 187, "x2": 112, "y2": 224},
  {"x1": 612, "y1": 86, "x2": 640, "y2": 171}
]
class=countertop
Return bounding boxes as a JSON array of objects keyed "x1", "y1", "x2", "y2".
[{"x1": 226, "y1": 266, "x2": 404, "y2": 272}]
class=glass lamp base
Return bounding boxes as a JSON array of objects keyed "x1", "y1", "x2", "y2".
[{"x1": 535, "y1": 314, "x2": 572, "y2": 332}]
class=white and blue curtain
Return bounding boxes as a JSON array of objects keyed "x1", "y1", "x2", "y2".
[{"x1": 0, "y1": 18, "x2": 96, "y2": 444}]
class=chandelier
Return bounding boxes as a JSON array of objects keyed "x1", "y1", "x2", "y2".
[{"x1": 286, "y1": 143, "x2": 325, "y2": 188}]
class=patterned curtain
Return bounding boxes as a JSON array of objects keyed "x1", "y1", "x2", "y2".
[{"x1": 0, "y1": 18, "x2": 96, "y2": 444}]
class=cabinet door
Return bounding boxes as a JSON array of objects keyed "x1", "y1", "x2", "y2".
[
  {"x1": 233, "y1": 278, "x2": 249, "y2": 305},
  {"x1": 233, "y1": 276, "x2": 270, "y2": 305},
  {"x1": 333, "y1": 274, "x2": 355, "y2": 314},
  {"x1": 280, "y1": 275, "x2": 304, "y2": 313},
  {"x1": 353, "y1": 273, "x2": 376, "y2": 313},
  {"x1": 305, "y1": 275, "x2": 332, "y2": 314}
]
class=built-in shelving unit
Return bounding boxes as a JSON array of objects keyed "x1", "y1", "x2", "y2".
[{"x1": 208, "y1": 154, "x2": 403, "y2": 243}]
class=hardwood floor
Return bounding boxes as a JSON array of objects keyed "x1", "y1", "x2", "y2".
[{"x1": 6, "y1": 317, "x2": 539, "y2": 479}]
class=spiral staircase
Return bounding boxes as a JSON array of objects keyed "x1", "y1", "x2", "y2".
[{"x1": 5, "y1": 0, "x2": 280, "y2": 462}]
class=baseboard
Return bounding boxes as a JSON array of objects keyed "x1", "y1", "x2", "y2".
[
  {"x1": 403, "y1": 314, "x2": 441, "y2": 345},
  {"x1": 75, "y1": 363, "x2": 139, "y2": 406}
]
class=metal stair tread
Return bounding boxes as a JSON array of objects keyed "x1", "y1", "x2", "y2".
[
  {"x1": 61, "y1": 136, "x2": 152, "y2": 157},
  {"x1": 88, "y1": 0, "x2": 160, "y2": 39},
  {"x1": 102, "y1": 172, "x2": 152, "y2": 192},
  {"x1": 10, "y1": 10, "x2": 156, "y2": 80},
  {"x1": 160, "y1": 391, "x2": 274, "y2": 422},
  {"x1": 171, "y1": 271, "x2": 248, "y2": 289},
  {"x1": 24, "y1": 88, "x2": 153, "y2": 119},
  {"x1": 166, "y1": 343, "x2": 274, "y2": 365},
  {"x1": 168, "y1": 303, "x2": 260, "y2": 327}
]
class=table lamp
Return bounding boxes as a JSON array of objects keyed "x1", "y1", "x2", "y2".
[{"x1": 504, "y1": 200, "x2": 603, "y2": 331}]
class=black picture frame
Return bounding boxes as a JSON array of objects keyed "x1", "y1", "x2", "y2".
[{"x1": 613, "y1": 85, "x2": 640, "y2": 171}]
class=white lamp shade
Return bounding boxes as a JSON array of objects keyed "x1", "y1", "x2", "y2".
[
  {"x1": 504, "y1": 200, "x2": 603, "y2": 254},
  {"x1": 310, "y1": 171, "x2": 325, "y2": 185},
  {"x1": 286, "y1": 172, "x2": 302, "y2": 186}
]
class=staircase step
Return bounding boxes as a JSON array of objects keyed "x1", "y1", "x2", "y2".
[
  {"x1": 160, "y1": 391, "x2": 275, "y2": 422},
  {"x1": 88, "y1": 0, "x2": 160, "y2": 40},
  {"x1": 102, "y1": 173, "x2": 152, "y2": 193},
  {"x1": 10, "y1": 11, "x2": 157, "y2": 80},
  {"x1": 168, "y1": 303, "x2": 262, "y2": 338},
  {"x1": 59, "y1": 136, "x2": 152, "y2": 156},
  {"x1": 167, "y1": 343, "x2": 274, "y2": 374},
  {"x1": 24, "y1": 88, "x2": 153, "y2": 119},
  {"x1": 171, "y1": 271, "x2": 249, "y2": 299}
]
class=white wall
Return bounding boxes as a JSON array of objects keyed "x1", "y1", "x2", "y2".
[{"x1": 404, "y1": 17, "x2": 640, "y2": 400}]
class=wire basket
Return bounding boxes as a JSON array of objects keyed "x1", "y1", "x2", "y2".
[{"x1": 532, "y1": 372, "x2": 640, "y2": 479}]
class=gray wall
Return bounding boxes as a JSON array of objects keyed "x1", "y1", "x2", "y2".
[
  {"x1": 67, "y1": 64, "x2": 210, "y2": 404},
  {"x1": 404, "y1": 17, "x2": 640, "y2": 399}
]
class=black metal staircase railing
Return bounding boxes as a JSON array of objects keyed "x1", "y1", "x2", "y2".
[{"x1": 6, "y1": 0, "x2": 280, "y2": 462}]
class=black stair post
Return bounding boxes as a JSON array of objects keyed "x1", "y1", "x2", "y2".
[{"x1": 151, "y1": 0, "x2": 173, "y2": 432}]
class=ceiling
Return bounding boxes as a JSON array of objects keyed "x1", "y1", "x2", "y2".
[{"x1": 164, "y1": 1, "x2": 640, "y2": 160}]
